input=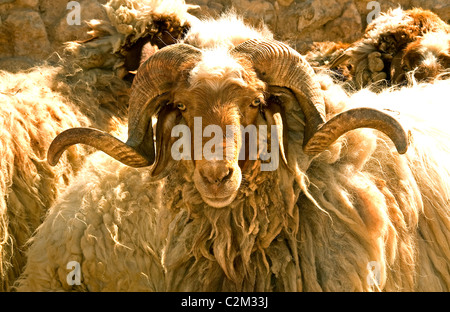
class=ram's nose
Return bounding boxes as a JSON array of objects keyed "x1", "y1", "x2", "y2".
[
  {"x1": 199, "y1": 161, "x2": 233, "y2": 185},
  {"x1": 194, "y1": 160, "x2": 242, "y2": 208}
]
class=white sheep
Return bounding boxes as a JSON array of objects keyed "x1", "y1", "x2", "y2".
[
  {"x1": 14, "y1": 10, "x2": 450, "y2": 292},
  {"x1": 0, "y1": 58, "x2": 131, "y2": 293},
  {"x1": 329, "y1": 7, "x2": 450, "y2": 88},
  {"x1": 0, "y1": 0, "x2": 193, "y2": 291}
]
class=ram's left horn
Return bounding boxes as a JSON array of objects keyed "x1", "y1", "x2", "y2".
[
  {"x1": 47, "y1": 127, "x2": 152, "y2": 167},
  {"x1": 304, "y1": 107, "x2": 409, "y2": 155}
]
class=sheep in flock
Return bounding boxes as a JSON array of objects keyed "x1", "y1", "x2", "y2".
[
  {"x1": 0, "y1": 0, "x2": 194, "y2": 291},
  {"x1": 13, "y1": 7, "x2": 450, "y2": 291},
  {"x1": 329, "y1": 8, "x2": 450, "y2": 89}
]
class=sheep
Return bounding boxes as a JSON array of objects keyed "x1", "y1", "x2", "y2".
[
  {"x1": 13, "y1": 10, "x2": 450, "y2": 292},
  {"x1": 0, "y1": 0, "x2": 193, "y2": 291},
  {"x1": 391, "y1": 31, "x2": 450, "y2": 84},
  {"x1": 329, "y1": 8, "x2": 450, "y2": 89},
  {"x1": 0, "y1": 65, "x2": 127, "y2": 292}
]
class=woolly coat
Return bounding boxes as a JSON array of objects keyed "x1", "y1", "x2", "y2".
[
  {"x1": 14, "y1": 78, "x2": 450, "y2": 291},
  {"x1": 332, "y1": 8, "x2": 450, "y2": 89},
  {"x1": 0, "y1": 0, "x2": 194, "y2": 291}
]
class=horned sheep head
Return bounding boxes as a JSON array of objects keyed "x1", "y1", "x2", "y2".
[
  {"x1": 391, "y1": 31, "x2": 450, "y2": 84},
  {"x1": 48, "y1": 39, "x2": 408, "y2": 208}
]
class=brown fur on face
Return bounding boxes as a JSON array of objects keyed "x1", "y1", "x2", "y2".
[
  {"x1": 368, "y1": 8, "x2": 449, "y2": 51},
  {"x1": 170, "y1": 51, "x2": 267, "y2": 208},
  {"x1": 374, "y1": 9, "x2": 450, "y2": 83}
]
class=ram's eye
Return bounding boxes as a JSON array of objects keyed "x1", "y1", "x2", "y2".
[
  {"x1": 176, "y1": 103, "x2": 186, "y2": 111},
  {"x1": 251, "y1": 97, "x2": 263, "y2": 107}
]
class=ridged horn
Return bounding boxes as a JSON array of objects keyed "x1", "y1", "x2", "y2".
[
  {"x1": 233, "y1": 39, "x2": 408, "y2": 156},
  {"x1": 48, "y1": 43, "x2": 202, "y2": 169},
  {"x1": 232, "y1": 39, "x2": 326, "y2": 150},
  {"x1": 304, "y1": 107, "x2": 409, "y2": 154},
  {"x1": 47, "y1": 128, "x2": 151, "y2": 167},
  {"x1": 127, "y1": 43, "x2": 202, "y2": 149}
]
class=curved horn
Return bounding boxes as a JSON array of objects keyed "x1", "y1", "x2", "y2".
[
  {"x1": 232, "y1": 39, "x2": 326, "y2": 149},
  {"x1": 48, "y1": 43, "x2": 202, "y2": 169},
  {"x1": 304, "y1": 108, "x2": 409, "y2": 155},
  {"x1": 233, "y1": 39, "x2": 409, "y2": 156},
  {"x1": 47, "y1": 128, "x2": 151, "y2": 167},
  {"x1": 127, "y1": 43, "x2": 202, "y2": 149}
]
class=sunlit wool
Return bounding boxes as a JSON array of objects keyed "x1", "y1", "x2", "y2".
[
  {"x1": 330, "y1": 8, "x2": 450, "y2": 88},
  {"x1": 14, "y1": 11, "x2": 450, "y2": 292},
  {"x1": 0, "y1": 0, "x2": 192, "y2": 291}
]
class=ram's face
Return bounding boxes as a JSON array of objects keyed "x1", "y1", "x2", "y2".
[
  {"x1": 48, "y1": 40, "x2": 409, "y2": 212},
  {"x1": 172, "y1": 51, "x2": 266, "y2": 207}
]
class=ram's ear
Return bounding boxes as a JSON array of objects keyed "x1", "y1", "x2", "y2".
[
  {"x1": 264, "y1": 87, "x2": 292, "y2": 168},
  {"x1": 151, "y1": 104, "x2": 182, "y2": 178}
]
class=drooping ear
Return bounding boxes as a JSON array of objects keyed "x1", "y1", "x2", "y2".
[
  {"x1": 127, "y1": 93, "x2": 183, "y2": 179},
  {"x1": 150, "y1": 103, "x2": 183, "y2": 178},
  {"x1": 264, "y1": 87, "x2": 293, "y2": 169},
  {"x1": 48, "y1": 43, "x2": 202, "y2": 173},
  {"x1": 47, "y1": 95, "x2": 183, "y2": 180}
]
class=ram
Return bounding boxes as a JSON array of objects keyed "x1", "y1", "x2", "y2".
[
  {"x1": 15, "y1": 11, "x2": 450, "y2": 292},
  {"x1": 329, "y1": 8, "x2": 450, "y2": 88},
  {"x1": 0, "y1": 0, "x2": 193, "y2": 291}
]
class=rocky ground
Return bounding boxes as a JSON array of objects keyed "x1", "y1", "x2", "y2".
[{"x1": 0, "y1": 0, "x2": 448, "y2": 67}]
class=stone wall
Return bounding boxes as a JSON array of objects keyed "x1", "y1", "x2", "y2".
[
  {"x1": 0, "y1": 0, "x2": 108, "y2": 66},
  {"x1": 189, "y1": 0, "x2": 450, "y2": 52},
  {"x1": 0, "y1": 0, "x2": 448, "y2": 65}
]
